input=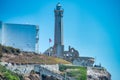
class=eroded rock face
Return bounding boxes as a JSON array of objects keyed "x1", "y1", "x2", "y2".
[
  {"x1": 87, "y1": 67, "x2": 111, "y2": 80},
  {"x1": 23, "y1": 72, "x2": 59, "y2": 80},
  {"x1": 73, "y1": 57, "x2": 94, "y2": 67},
  {"x1": 24, "y1": 73, "x2": 40, "y2": 80}
]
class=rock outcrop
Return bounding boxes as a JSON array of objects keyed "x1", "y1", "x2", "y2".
[
  {"x1": 87, "y1": 67, "x2": 111, "y2": 80},
  {"x1": 24, "y1": 74, "x2": 40, "y2": 80}
]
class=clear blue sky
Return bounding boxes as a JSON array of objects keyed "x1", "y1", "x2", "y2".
[{"x1": 0, "y1": 0, "x2": 120, "y2": 80}]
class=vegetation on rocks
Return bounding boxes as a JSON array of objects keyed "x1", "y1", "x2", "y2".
[
  {"x1": 0, "y1": 44, "x2": 87, "y2": 80},
  {"x1": 0, "y1": 64, "x2": 21, "y2": 80},
  {"x1": 0, "y1": 44, "x2": 71, "y2": 64},
  {"x1": 0, "y1": 44, "x2": 20, "y2": 56},
  {"x1": 59, "y1": 64, "x2": 87, "y2": 80},
  {"x1": 1, "y1": 53, "x2": 71, "y2": 65}
]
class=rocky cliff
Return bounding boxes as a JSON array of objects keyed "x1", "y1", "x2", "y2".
[
  {"x1": 87, "y1": 67, "x2": 111, "y2": 80},
  {"x1": 0, "y1": 45, "x2": 111, "y2": 80}
]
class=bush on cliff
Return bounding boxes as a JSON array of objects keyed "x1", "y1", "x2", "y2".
[{"x1": 0, "y1": 64, "x2": 20, "y2": 80}]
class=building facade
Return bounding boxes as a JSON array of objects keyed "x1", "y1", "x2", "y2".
[{"x1": 0, "y1": 21, "x2": 39, "y2": 53}]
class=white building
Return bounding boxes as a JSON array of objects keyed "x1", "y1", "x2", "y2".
[{"x1": 0, "y1": 21, "x2": 39, "y2": 53}]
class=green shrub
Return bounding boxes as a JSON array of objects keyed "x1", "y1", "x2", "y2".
[
  {"x1": 59, "y1": 64, "x2": 87, "y2": 80},
  {"x1": 0, "y1": 65, "x2": 20, "y2": 80}
]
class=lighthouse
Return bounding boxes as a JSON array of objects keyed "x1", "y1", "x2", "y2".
[{"x1": 54, "y1": 3, "x2": 64, "y2": 58}]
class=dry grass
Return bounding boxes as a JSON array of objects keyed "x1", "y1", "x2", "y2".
[{"x1": 1, "y1": 53, "x2": 71, "y2": 65}]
